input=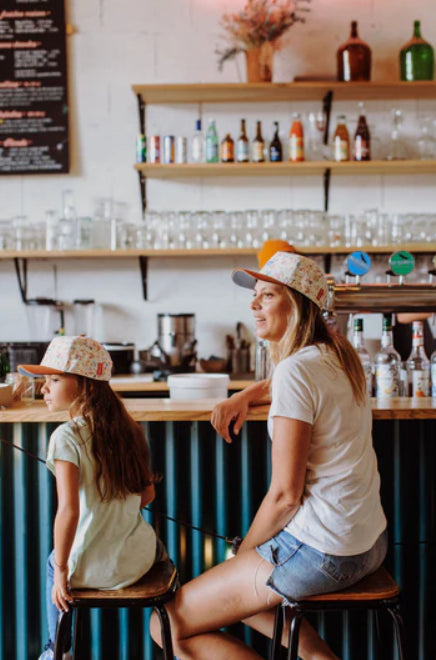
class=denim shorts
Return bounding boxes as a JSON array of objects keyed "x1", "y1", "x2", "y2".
[{"x1": 256, "y1": 528, "x2": 388, "y2": 602}]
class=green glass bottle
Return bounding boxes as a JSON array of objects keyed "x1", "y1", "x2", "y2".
[{"x1": 400, "y1": 20, "x2": 434, "y2": 81}]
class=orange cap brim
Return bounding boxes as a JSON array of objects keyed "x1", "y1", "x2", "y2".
[{"x1": 17, "y1": 364, "x2": 65, "y2": 378}]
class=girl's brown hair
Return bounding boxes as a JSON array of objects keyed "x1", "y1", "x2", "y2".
[
  {"x1": 269, "y1": 286, "x2": 367, "y2": 405},
  {"x1": 70, "y1": 379, "x2": 157, "y2": 501}
]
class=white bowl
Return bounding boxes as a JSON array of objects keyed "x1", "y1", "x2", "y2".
[{"x1": 167, "y1": 373, "x2": 230, "y2": 400}]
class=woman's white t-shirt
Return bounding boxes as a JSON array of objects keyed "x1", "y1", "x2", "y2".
[
  {"x1": 268, "y1": 344, "x2": 387, "y2": 556},
  {"x1": 46, "y1": 417, "x2": 157, "y2": 589}
]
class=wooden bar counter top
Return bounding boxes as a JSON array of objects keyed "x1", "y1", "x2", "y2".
[{"x1": 2, "y1": 397, "x2": 436, "y2": 423}]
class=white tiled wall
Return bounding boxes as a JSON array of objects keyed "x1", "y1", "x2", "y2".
[{"x1": 1, "y1": 0, "x2": 436, "y2": 358}]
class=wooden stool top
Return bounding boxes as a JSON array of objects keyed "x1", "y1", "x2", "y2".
[
  {"x1": 303, "y1": 566, "x2": 399, "y2": 603},
  {"x1": 70, "y1": 560, "x2": 177, "y2": 602}
]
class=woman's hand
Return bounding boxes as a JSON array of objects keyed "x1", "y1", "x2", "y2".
[
  {"x1": 52, "y1": 564, "x2": 73, "y2": 612},
  {"x1": 211, "y1": 391, "x2": 250, "y2": 443}
]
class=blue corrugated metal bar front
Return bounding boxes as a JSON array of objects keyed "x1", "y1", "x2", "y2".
[{"x1": 1, "y1": 417, "x2": 435, "y2": 659}]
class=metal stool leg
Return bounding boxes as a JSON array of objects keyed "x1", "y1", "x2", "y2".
[
  {"x1": 287, "y1": 607, "x2": 303, "y2": 660},
  {"x1": 72, "y1": 608, "x2": 86, "y2": 659},
  {"x1": 154, "y1": 604, "x2": 174, "y2": 660},
  {"x1": 54, "y1": 609, "x2": 72, "y2": 660},
  {"x1": 386, "y1": 603, "x2": 407, "y2": 660},
  {"x1": 269, "y1": 604, "x2": 284, "y2": 660}
]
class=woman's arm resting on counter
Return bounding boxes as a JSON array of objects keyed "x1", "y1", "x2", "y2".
[
  {"x1": 238, "y1": 416, "x2": 311, "y2": 553},
  {"x1": 211, "y1": 379, "x2": 271, "y2": 443}
]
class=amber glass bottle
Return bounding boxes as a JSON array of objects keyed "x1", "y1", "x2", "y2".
[
  {"x1": 354, "y1": 104, "x2": 371, "y2": 161},
  {"x1": 236, "y1": 119, "x2": 249, "y2": 162},
  {"x1": 337, "y1": 21, "x2": 371, "y2": 81},
  {"x1": 221, "y1": 133, "x2": 234, "y2": 163},
  {"x1": 269, "y1": 121, "x2": 282, "y2": 162},
  {"x1": 333, "y1": 115, "x2": 350, "y2": 162},
  {"x1": 252, "y1": 121, "x2": 265, "y2": 162}
]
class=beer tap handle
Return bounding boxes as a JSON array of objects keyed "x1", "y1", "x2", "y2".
[
  {"x1": 346, "y1": 251, "x2": 371, "y2": 285},
  {"x1": 389, "y1": 250, "x2": 414, "y2": 285}
]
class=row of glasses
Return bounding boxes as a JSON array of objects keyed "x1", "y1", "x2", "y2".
[{"x1": 2, "y1": 207, "x2": 436, "y2": 252}]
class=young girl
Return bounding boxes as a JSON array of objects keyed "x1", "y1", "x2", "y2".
[
  {"x1": 19, "y1": 335, "x2": 163, "y2": 660},
  {"x1": 151, "y1": 251, "x2": 387, "y2": 659}
]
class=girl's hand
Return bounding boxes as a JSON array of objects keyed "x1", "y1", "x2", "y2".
[{"x1": 52, "y1": 565, "x2": 73, "y2": 612}]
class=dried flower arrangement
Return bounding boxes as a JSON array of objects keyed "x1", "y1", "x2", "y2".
[{"x1": 216, "y1": 0, "x2": 310, "y2": 71}]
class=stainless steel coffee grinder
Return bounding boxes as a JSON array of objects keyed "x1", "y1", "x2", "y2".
[{"x1": 145, "y1": 313, "x2": 197, "y2": 379}]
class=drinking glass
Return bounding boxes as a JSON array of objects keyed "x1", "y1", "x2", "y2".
[{"x1": 386, "y1": 109, "x2": 407, "y2": 160}]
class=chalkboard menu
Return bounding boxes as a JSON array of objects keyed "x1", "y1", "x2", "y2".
[{"x1": 0, "y1": 0, "x2": 69, "y2": 174}]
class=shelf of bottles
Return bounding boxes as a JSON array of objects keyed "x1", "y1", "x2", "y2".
[
  {"x1": 134, "y1": 160, "x2": 436, "y2": 178},
  {"x1": 132, "y1": 82, "x2": 436, "y2": 104},
  {"x1": 1, "y1": 244, "x2": 436, "y2": 260}
]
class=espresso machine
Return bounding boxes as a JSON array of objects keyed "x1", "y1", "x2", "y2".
[{"x1": 140, "y1": 313, "x2": 197, "y2": 379}]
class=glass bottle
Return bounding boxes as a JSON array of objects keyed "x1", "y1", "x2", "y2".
[
  {"x1": 337, "y1": 20, "x2": 372, "y2": 82},
  {"x1": 352, "y1": 318, "x2": 373, "y2": 396},
  {"x1": 333, "y1": 115, "x2": 350, "y2": 162},
  {"x1": 400, "y1": 20, "x2": 434, "y2": 81},
  {"x1": 252, "y1": 120, "x2": 265, "y2": 163},
  {"x1": 406, "y1": 321, "x2": 430, "y2": 397},
  {"x1": 431, "y1": 344, "x2": 436, "y2": 397},
  {"x1": 289, "y1": 113, "x2": 304, "y2": 162},
  {"x1": 353, "y1": 103, "x2": 371, "y2": 161},
  {"x1": 221, "y1": 133, "x2": 234, "y2": 163},
  {"x1": 205, "y1": 119, "x2": 219, "y2": 163},
  {"x1": 375, "y1": 315, "x2": 401, "y2": 398},
  {"x1": 236, "y1": 119, "x2": 250, "y2": 163},
  {"x1": 191, "y1": 119, "x2": 204, "y2": 163},
  {"x1": 269, "y1": 121, "x2": 282, "y2": 162}
]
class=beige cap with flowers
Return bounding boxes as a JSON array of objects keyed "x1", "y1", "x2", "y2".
[
  {"x1": 232, "y1": 251, "x2": 328, "y2": 309},
  {"x1": 18, "y1": 335, "x2": 113, "y2": 381}
]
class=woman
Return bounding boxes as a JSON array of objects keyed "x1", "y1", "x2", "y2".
[{"x1": 151, "y1": 251, "x2": 387, "y2": 660}]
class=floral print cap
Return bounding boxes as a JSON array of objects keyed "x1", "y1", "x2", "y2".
[
  {"x1": 232, "y1": 251, "x2": 328, "y2": 309},
  {"x1": 18, "y1": 335, "x2": 113, "y2": 381}
]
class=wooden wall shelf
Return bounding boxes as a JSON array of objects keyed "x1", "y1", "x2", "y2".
[
  {"x1": 135, "y1": 160, "x2": 436, "y2": 178},
  {"x1": 132, "y1": 82, "x2": 436, "y2": 105},
  {"x1": 2, "y1": 244, "x2": 435, "y2": 259}
]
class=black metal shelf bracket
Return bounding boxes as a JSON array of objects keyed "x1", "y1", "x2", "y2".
[
  {"x1": 138, "y1": 171, "x2": 147, "y2": 216},
  {"x1": 323, "y1": 167, "x2": 331, "y2": 212},
  {"x1": 322, "y1": 90, "x2": 333, "y2": 146},
  {"x1": 136, "y1": 93, "x2": 145, "y2": 136},
  {"x1": 14, "y1": 257, "x2": 28, "y2": 303},
  {"x1": 139, "y1": 255, "x2": 148, "y2": 300}
]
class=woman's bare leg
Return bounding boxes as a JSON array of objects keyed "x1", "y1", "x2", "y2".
[{"x1": 150, "y1": 549, "x2": 339, "y2": 659}]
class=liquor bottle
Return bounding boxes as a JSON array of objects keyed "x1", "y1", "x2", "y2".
[
  {"x1": 406, "y1": 321, "x2": 430, "y2": 397},
  {"x1": 269, "y1": 121, "x2": 282, "y2": 162},
  {"x1": 236, "y1": 119, "x2": 250, "y2": 163},
  {"x1": 353, "y1": 103, "x2": 371, "y2": 161},
  {"x1": 431, "y1": 345, "x2": 436, "y2": 396},
  {"x1": 289, "y1": 114, "x2": 304, "y2": 162},
  {"x1": 400, "y1": 20, "x2": 434, "y2": 81},
  {"x1": 375, "y1": 315, "x2": 401, "y2": 397},
  {"x1": 205, "y1": 119, "x2": 219, "y2": 163},
  {"x1": 191, "y1": 119, "x2": 204, "y2": 163},
  {"x1": 252, "y1": 120, "x2": 265, "y2": 163},
  {"x1": 333, "y1": 115, "x2": 350, "y2": 161},
  {"x1": 221, "y1": 133, "x2": 234, "y2": 163},
  {"x1": 352, "y1": 318, "x2": 373, "y2": 396},
  {"x1": 337, "y1": 20, "x2": 372, "y2": 81}
]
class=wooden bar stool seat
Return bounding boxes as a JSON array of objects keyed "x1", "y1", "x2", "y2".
[
  {"x1": 269, "y1": 566, "x2": 406, "y2": 660},
  {"x1": 54, "y1": 559, "x2": 178, "y2": 660}
]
